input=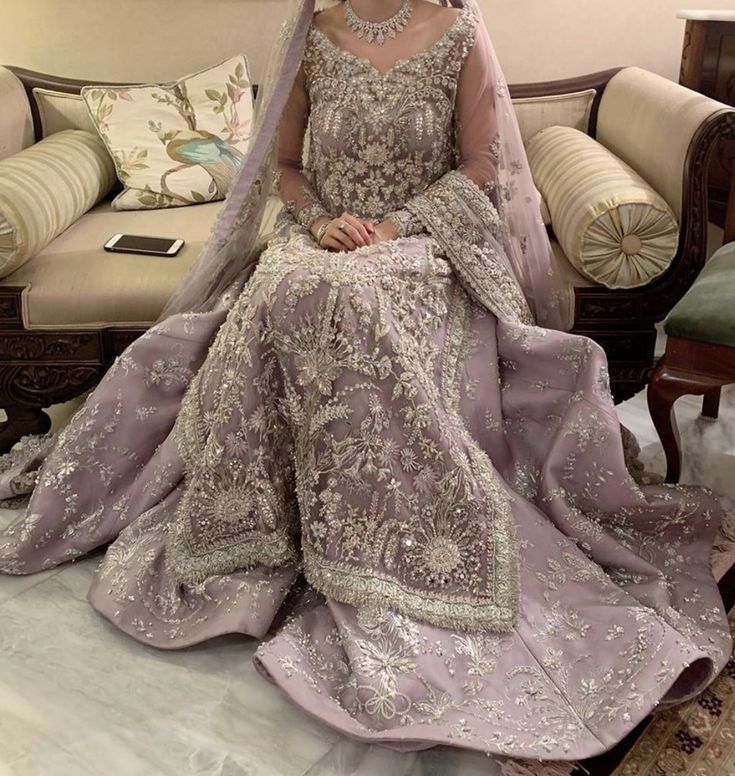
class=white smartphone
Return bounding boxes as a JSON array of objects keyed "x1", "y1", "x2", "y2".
[{"x1": 104, "y1": 234, "x2": 184, "y2": 257}]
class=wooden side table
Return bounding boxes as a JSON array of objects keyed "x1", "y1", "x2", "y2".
[{"x1": 679, "y1": 10, "x2": 735, "y2": 239}]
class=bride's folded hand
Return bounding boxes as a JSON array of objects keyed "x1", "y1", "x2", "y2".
[
  {"x1": 311, "y1": 213, "x2": 375, "y2": 252},
  {"x1": 372, "y1": 219, "x2": 399, "y2": 244}
]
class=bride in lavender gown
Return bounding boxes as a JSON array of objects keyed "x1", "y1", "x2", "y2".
[{"x1": 0, "y1": 0, "x2": 730, "y2": 762}]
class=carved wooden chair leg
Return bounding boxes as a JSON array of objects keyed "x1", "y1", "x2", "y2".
[
  {"x1": 702, "y1": 386, "x2": 722, "y2": 419},
  {"x1": 647, "y1": 362, "x2": 709, "y2": 484},
  {"x1": 0, "y1": 405, "x2": 51, "y2": 455}
]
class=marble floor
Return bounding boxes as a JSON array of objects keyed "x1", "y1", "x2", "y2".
[
  {"x1": 0, "y1": 386, "x2": 733, "y2": 776},
  {"x1": 621, "y1": 384, "x2": 735, "y2": 507}
]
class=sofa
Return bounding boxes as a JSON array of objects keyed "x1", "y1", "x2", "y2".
[{"x1": 0, "y1": 63, "x2": 732, "y2": 453}]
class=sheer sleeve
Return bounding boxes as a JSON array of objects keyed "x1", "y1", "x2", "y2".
[
  {"x1": 452, "y1": 23, "x2": 498, "y2": 197},
  {"x1": 387, "y1": 25, "x2": 498, "y2": 237},
  {"x1": 274, "y1": 64, "x2": 332, "y2": 231}
]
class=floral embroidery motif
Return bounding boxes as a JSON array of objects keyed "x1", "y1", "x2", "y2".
[
  {"x1": 384, "y1": 208, "x2": 425, "y2": 238},
  {"x1": 405, "y1": 170, "x2": 533, "y2": 324},
  {"x1": 302, "y1": 7, "x2": 475, "y2": 222},
  {"x1": 169, "y1": 221, "x2": 519, "y2": 631},
  {"x1": 294, "y1": 198, "x2": 330, "y2": 230}
]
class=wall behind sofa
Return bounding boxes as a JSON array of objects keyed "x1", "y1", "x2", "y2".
[{"x1": 1, "y1": 0, "x2": 733, "y2": 85}]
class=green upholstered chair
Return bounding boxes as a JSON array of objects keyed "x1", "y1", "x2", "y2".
[{"x1": 647, "y1": 242, "x2": 735, "y2": 483}]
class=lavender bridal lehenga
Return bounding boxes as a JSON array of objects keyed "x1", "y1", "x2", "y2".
[{"x1": 0, "y1": 0, "x2": 731, "y2": 762}]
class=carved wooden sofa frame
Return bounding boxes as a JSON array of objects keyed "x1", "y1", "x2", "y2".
[{"x1": 0, "y1": 65, "x2": 732, "y2": 452}]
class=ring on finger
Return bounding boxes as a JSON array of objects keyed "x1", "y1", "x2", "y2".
[{"x1": 338, "y1": 221, "x2": 347, "y2": 232}]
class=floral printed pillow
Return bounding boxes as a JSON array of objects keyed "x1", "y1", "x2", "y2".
[{"x1": 82, "y1": 56, "x2": 253, "y2": 210}]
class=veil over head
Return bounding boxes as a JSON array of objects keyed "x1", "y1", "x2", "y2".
[{"x1": 159, "y1": 0, "x2": 566, "y2": 330}]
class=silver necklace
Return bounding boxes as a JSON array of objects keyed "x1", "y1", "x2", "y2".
[{"x1": 344, "y1": 0, "x2": 412, "y2": 45}]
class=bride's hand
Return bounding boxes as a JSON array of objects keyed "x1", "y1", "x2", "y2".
[
  {"x1": 311, "y1": 213, "x2": 375, "y2": 252},
  {"x1": 372, "y1": 219, "x2": 399, "y2": 244}
]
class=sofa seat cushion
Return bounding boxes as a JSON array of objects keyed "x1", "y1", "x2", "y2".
[
  {"x1": 540, "y1": 194, "x2": 551, "y2": 226},
  {"x1": 549, "y1": 237, "x2": 595, "y2": 330},
  {"x1": 528, "y1": 126, "x2": 679, "y2": 290},
  {"x1": 664, "y1": 242, "x2": 735, "y2": 348},
  {"x1": 0, "y1": 195, "x2": 283, "y2": 328}
]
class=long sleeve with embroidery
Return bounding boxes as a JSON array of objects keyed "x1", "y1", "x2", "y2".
[
  {"x1": 274, "y1": 64, "x2": 331, "y2": 231},
  {"x1": 388, "y1": 25, "x2": 498, "y2": 237}
]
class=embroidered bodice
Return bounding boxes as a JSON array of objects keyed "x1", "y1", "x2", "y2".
[
  {"x1": 301, "y1": 7, "x2": 476, "y2": 222},
  {"x1": 274, "y1": 6, "x2": 497, "y2": 235}
]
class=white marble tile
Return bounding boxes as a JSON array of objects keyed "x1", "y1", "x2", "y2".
[
  {"x1": 617, "y1": 385, "x2": 735, "y2": 506},
  {"x1": 0, "y1": 559, "x2": 340, "y2": 776},
  {"x1": 301, "y1": 741, "x2": 505, "y2": 776},
  {"x1": 0, "y1": 552, "x2": 514, "y2": 776}
]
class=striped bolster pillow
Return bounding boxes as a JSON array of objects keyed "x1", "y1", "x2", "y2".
[
  {"x1": 0, "y1": 129, "x2": 116, "y2": 279},
  {"x1": 527, "y1": 126, "x2": 679, "y2": 289}
]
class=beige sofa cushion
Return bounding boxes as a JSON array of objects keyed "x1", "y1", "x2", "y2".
[
  {"x1": 514, "y1": 90, "x2": 594, "y2": 227},
  {"x1": 528, "y1": 126, "x2": 679, "y2": 289},
  {"x1": 0, "y1": 129, "x2": 116, "y2": 280},
  {"x1": 512, "y1": 89, "x2": 596, "y2": 145},
  {"x1": 81, "y1": 55, "x2": 254, "y2": 211},
  {"x1": 33, "y1": 88, "x2": 97, "y2": 137},
  {"x1": 0, "y1": 196, "x2": 283, "y2": 328},
  {"x1": 0, "y1": 67, "x2": 34, "y2": 161}
]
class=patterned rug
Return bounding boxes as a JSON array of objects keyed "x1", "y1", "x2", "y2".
[
  {"x1": 609, "y1": 612, "x2": 735, "y2": 776},
  {"x1": 574, "y1": 510, "x2": 735, "y2": 776},
  {"x1": 500, "y1": 509, "x2": 735, "y2": 776}
]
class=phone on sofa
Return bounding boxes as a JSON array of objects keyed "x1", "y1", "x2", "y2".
[{"x1": 104, "y1": 234, "x2": 184, "y2": 257}]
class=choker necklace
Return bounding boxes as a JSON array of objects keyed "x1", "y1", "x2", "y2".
[{"x1": 344, "y1": 0, "x2": 412, "y2": 45}]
